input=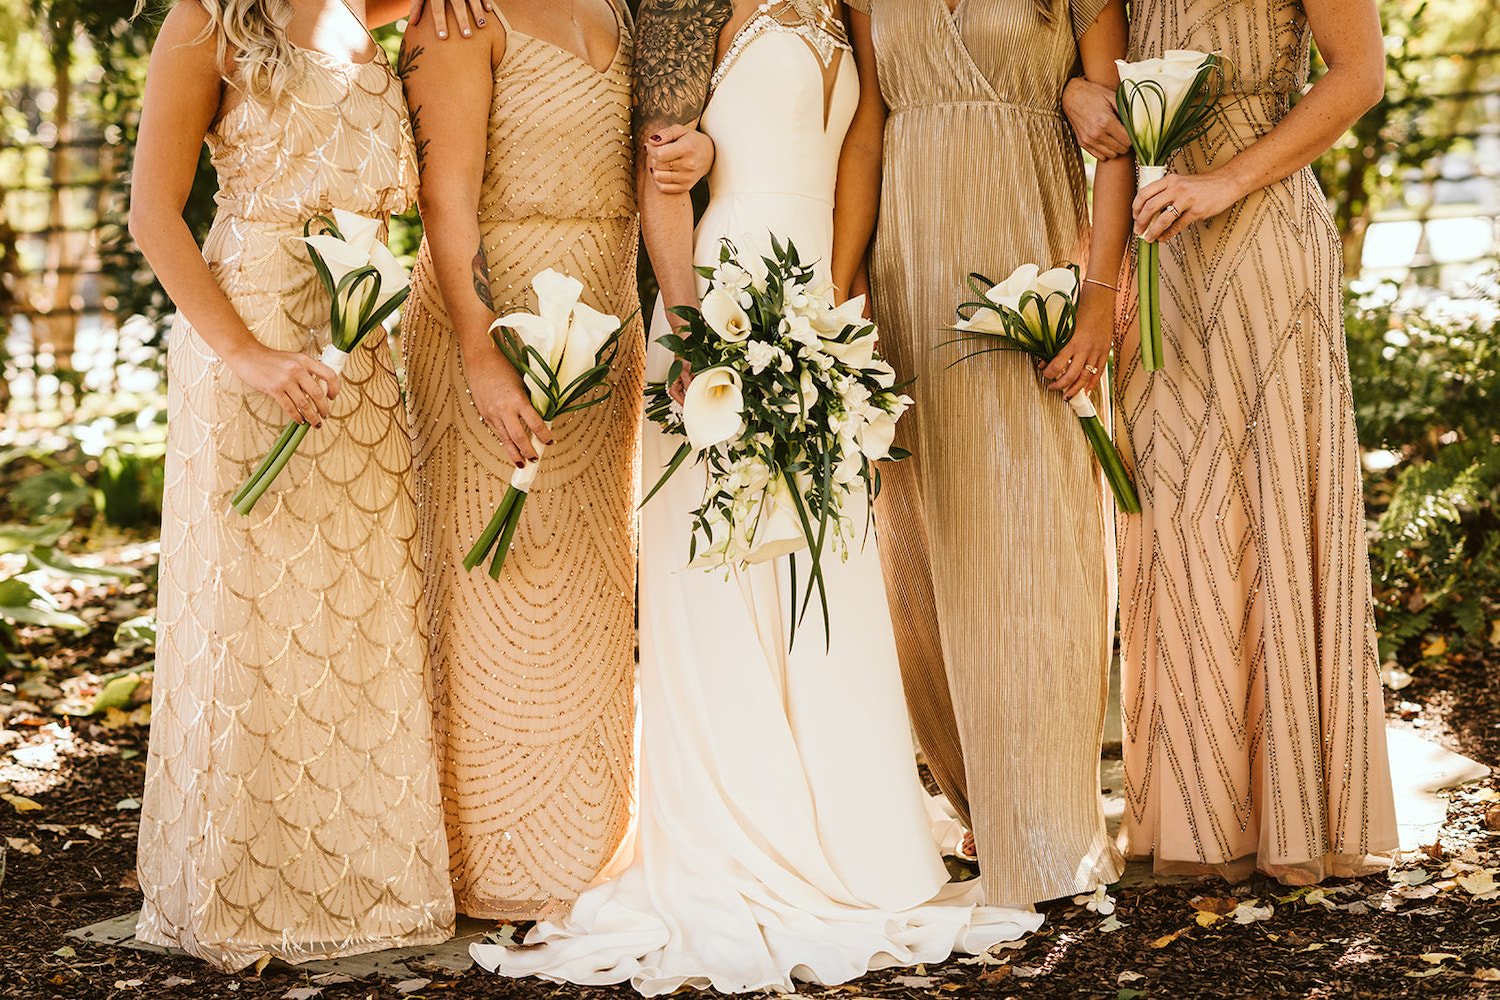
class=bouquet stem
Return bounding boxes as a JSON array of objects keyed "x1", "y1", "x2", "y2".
[
  {"x1": 1136, "y1": 236, "x2": 1162, "y2": 372},
  {"x1": 463, "y1": 485, "x2": 524, "y2": 574},
  {"x1": 231, "y1": 422, "x2": 311, "y2": 516},
  {"x1": 1078, "y1": 412, "x2": 1141, "y2": 514}
]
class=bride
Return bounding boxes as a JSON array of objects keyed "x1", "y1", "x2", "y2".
[{"x1": 471, "y1": 1, "x2": 1042, "y2": 993}]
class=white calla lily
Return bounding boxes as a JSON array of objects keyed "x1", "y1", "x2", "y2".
[
  {"x1": 304, "y1": 233, "x2": 371, "y2": 287},
  {"x1": 490, "y1": 312, "x2": 559, "y2": 410},
  {"x1": 858, "y1": 410, "x2": 898, "y2": 461},
  {"x1": 742, "y1": 476, "x2": 808, "y2": 564},
  {"x1": 983, "y1": 262, "x2": 1040, "y2": 315},
  {"x1": 329, "y1": 208, "x2": 382, "y2": 255},
  {"x1": 366, "y1": 240, "x2": 411, "y2": 310},
  {"x1": 1115, "y1": 49, "x2": 1213, "y2": 161},
  {"x1": 531, "y1": 269, "x2": 584, "y2": 369},
  {"x1": 1034, "y1": 266, "x2": 1079, "y2": 335},
  {"x1": 683, "y1": 366, "x2": 745, "y2": 451},
  {"x1": 702, "y1": 287, "x2": 752, "y2": 342},
  {"x1": 557, "y1": 301, "x2": 620, "y2": 391}
]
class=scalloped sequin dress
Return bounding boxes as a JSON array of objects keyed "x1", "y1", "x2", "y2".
[
  {"x1": 135, "y1": 46, "x2": 454, "y2": 971},
  {"x1": 399, "y1": 1, "x2": 642, "y2": 920}
]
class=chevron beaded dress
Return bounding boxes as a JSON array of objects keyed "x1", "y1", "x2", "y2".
[
  {"x1": 136, "y1": 47, "x2": 454, "y2": 971},
  {"x1": 400, "y1": 1, "x2": 642, "y2": 919},
  {"x1": 1113, "y1": 0, "x2": 1398, "y2": 882}
]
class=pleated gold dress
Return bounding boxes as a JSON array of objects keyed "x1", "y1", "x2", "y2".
[
  {"x1": 401, "y1": 3, "x2": 642, "y2": 919},
  {"x1": 859, "y1": 0, "x2": 1124, "y2": 904},
  {"x1": 1114, "y1": 0, "x2": 1398, "y2": 882},
  {"x1": 137, "y1": 48, "x2": 454, "y2": 971}
]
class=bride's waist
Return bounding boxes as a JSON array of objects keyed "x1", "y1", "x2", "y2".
[{"x1": 701, "y1": 187, "x2": 834, "y2": 210}]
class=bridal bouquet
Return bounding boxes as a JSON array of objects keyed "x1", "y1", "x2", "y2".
[
  {"x1": 645, "y1": 235, "x2": 911, "y2": 647},
  {"x1": 951, "y1": 262, "x2": 1140, "y2": 513},
  {"x1": 1115, "y1": 49, "x2": 1224, "y2": 371},
  {"x1": 231, "y1": 209, "x2": 408, "y2": 515},
  {"x1": 462, "y1": 269, "x2": 628, "y2": 578}
]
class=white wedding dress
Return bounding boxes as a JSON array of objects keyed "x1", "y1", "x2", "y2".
[{"x1": 471, "y1": 5, "x2": 1042, "y2": 994}]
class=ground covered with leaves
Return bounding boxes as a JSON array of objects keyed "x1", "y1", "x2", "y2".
[{"x1": 2, "y1": 541, "x2": 1499, "y2": 1000}]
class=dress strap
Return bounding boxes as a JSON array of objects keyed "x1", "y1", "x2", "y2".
[{"x1": 490, "y1": 1, "x2": 515, "y2": 32}]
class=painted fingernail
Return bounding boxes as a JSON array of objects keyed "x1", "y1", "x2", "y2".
[
  {"x1": 462, "y1": 28, "x2": 471, "y2": 36},
  {"x1": 650, "y1": 134, "x2": 661, "y2": 142},
  {"x1": 438, "y1": 30, "x2": 447, "y2": 37}
]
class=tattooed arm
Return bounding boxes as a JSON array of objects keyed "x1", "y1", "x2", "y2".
[
  {"x1": 400, "y1": 15, "x2": 550, "y2": 465},
  {"x1": 635, "y1": 0, "x2": 735, "y2": 358}
]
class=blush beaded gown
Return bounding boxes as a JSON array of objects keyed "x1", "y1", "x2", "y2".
[
  {"x1": 1113, "y1": 0, "x2": 1398, "y2": 882},
  {"x1": 136, "y1": 43, "x2": 454, "y2": 971}
]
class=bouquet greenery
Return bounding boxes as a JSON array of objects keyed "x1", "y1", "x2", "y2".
[
  {"x1": 952, "y1": 262, "x2": 1141, "y2": 513},
  {"x1": 463, "y1": 269, "x2": 629, "y2": 578},
  {"x1": 1115, "y1": 49, "x2": 1225, "y2": 371},
  {"x1": 231, "y1": 209, "x2": 408, "y2": 515},
  {"x1": 645, "y1": 235, "x2": 911, "y2": 648}
]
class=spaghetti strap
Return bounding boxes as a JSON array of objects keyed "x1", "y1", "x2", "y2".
[{"x1": 490, "y1": 1, "x2": 514, "y2": 31}]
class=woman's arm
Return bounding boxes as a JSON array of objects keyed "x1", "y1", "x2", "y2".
[
  {"x1": 634, "y1": 0, "x2": 735, "y2": 325},
  {"x1": 829, "y1": 7, "x2": 885, "y2": 304},
  {"x1": 400, "y1": 17, "x2": 550, "y2": 467},
  {"x1": 1046, "y1": 0, "x2": 1130, "y2": 400},
  {"x1": 130, "y1": 1, "x2": 339, "y2": 425},
  {"x1": 1134, "y1": 0, "x2": 1384, "y2": 242}
]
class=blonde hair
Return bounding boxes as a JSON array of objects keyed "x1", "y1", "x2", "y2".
[{"x1": 137, "y1": 0, "x2": 304, "y2": 103}]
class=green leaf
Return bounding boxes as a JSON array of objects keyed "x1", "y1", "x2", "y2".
[
  {"x1": 91, "y1": 673, "x2": 143, "y2": 714},
  {"x1": 24, "y1": 547, "x2": 135, "y2": 582},
  {"x1": 0, "y1": 522, "x2": 69, "y2": 555},
  {"x1": 116, "y1": 614, "x2": 157, "y2": 649},
  {"x1": 0, "y1": 579, "x2": 87, "y2": 631}
]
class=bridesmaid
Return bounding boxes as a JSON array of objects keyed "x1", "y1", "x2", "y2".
[
  {"x1": 1086, "y1": 0, "x2": 1399, "y2": 882},
  {"x1": 129, "y1": 0, "x2": 453, "y2": 969},
  {"x1": 843, "y1": 0, "x2": 1133, "y2": 903},
  {"x1": 398, "y1": 0, "x2": 666, "y2": 918}
]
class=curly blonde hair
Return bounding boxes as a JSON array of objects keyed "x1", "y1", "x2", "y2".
[{"x1": 137, "y1": 0, "x2": 304, "y2": 103}]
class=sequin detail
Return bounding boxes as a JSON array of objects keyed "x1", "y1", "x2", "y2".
[
  {"x1": 400, "y1": 1, "x2": 642, "y2": 920},
  {"x1": 136, "y1": 50, "x2": 451, "y2": 972}
]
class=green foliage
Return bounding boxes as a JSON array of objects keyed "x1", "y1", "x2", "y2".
[
  {"x1": 1348, "y1": 283, "x2": 1500, "y2": 661},
  {"x1": 0, "y1": 522, "x2": 87, "y2": 665},
  {"x1": 2, "y1": 411, "x2": 167, "y2": 529}
]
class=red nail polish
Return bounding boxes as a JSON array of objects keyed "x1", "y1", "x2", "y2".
[{"x1": 650, "y1": 134, "x2": 661, "y2": 142}]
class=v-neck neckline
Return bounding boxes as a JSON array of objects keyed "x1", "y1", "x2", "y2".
[
  {"x1": 499, "y1": 0, "x2": 623, "y2": 78},
  {"x1": 933, "y1": 0, "x2": 998, "y2": 101}
]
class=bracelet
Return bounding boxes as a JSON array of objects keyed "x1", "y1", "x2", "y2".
[{"x1": 1083, "y1": 277, "x2": 1120, "y2": 293}]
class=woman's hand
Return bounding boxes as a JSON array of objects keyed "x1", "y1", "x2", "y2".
[
  {"x1": 1133, "y1": 171, "x2": 1243, "y2": 243},
  {"x1": 667, "y1": 362, "x2": 694, "y2": 406},
  {"x1": 407, "y1": 0, "x2": 493, "y2": 39},
  {"x1": 465, "y1": 350, "x2": 553, "y2": 467},
  {"x1": 646, "y1": 124, "x2": 716, "y2": 195},
  {"x1": 225, "y1": 345, "x2": 341, "y2": 426},
  {"x1": 1061, "y1": 76, "x2": 1131, "y2": 161},
  {"x1": 1042, "y1": 285, "x2": 1112, "y2": 400}
]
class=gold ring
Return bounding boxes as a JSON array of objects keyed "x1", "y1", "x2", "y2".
[{"x1": 1164, "y1": 204, "x2": 1181, "y2": 219}]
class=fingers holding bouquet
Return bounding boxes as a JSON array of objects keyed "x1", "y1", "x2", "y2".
[
  {"x1": 466, "y1": 352, "x2": 552, "y2": 468},
  {"x1": 1133, "y1": 171, "x2": 1240, "y2": 244},
  {"x1": 230, "y1": 344, "x2": 341, "y2": 427}
]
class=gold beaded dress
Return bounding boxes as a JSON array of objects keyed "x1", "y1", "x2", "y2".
[
  {"x1": 136, "y1": 45, "x2": 454, "y2": 971},
  {"x1": 400, "y1": 1, "x2": 642, "y2": 919},
  {"x1": 1113, "y1": 0, "x2": 1399, "y2": 881},
  {"x1": 855, "y1": 0, "x2": 1124, "y2": 905}
]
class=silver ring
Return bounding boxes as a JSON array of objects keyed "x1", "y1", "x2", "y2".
[{"x1": 1085, "y1": 364, "x2": 1099, "y2": 375}]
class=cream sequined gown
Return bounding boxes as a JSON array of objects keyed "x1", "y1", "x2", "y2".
[
  {"x1": 858, "y1": 0, "x2": 1124, "y2": 904},
  {"x1": 401, "y1": 2, "x2": 641, "y2": 919},
  {"x1": 1114, "y1": 0, "x2": 1398, "y2": 881},
  {"x1": 136, "y1": 46, "x2": 454, "y2": 971}
]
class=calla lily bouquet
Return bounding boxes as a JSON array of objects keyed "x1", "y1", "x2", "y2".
[
  {"x1": 463, "y1": 269, "x2": 630, "y2": 578},
  {"x1": 951, "y1": 262, "x2": 1140, "y2": 513},
  {"x1": 1115, "y1": 49, "x2": 1225, "y2": 371},
  {"x1": 231, "y1": 209, "x2": 408, "y2": 515},
  {"x1": 645, "y1": 235, "x2": 912, "y2": 649}
]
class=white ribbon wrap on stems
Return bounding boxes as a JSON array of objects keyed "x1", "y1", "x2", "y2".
[
  {"x1": 508, "y1": 423, "x2": 553, "y2": 492},
  {"x1": 1138, "y1": 164, "x2": 1168, "y2": 187},
  {"x1": 1066, "y1": 392, "x2": 1098, "y2": 420},
  {"x1": 320, "y1": 344, "x2": 351, "y2": 376}
]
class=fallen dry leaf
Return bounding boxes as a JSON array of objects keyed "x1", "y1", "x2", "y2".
[
  {"x1": 114, "y1": 797, "x2": 141, "y2": 811},
  {"x1": 1117, "y1": 972, "x2": 1146, "y2": 984},
  {"x1": 1420, "y1": 952, "x2": 1460, "y2": 964},
  {"x1": 1486, "y1": 804, "x2": 1500, "y2": 833},
  {"x1": 1151, "y1": 927, "x2": 1191, "y2": 949},
  {"x1": 1190, "y1": 896, "x2": 1238, "y2": 915},
  {"x1": 395, "y1": 979, "x2": 431, "y2": 994},
  {"x1": 1474, "y1": 969, "x2": 1500, "y2": 982},
  {"x1": 1194, "y1": 910, "x2": 1224, "y2": 927},
  {"x1": 3, "y1": 793, "x2": 43, "y2": 813},
  {"x1": 1458, "y1": 872, "x2": 1498, "y2": 896},
  {"x1": 1233, "y1": 902, "x2": 1275, "y2": 924},
  {"x1": 6, "y1": 837, "x2": 39, "y2": 855},
  {"x1": 282, "y1": 989, "x2": 322, "y2": 1000}
]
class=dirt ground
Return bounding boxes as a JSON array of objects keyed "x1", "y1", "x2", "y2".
[{"x1": 2, "y1": 546, "x2": 1499, "y2": 1000}]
